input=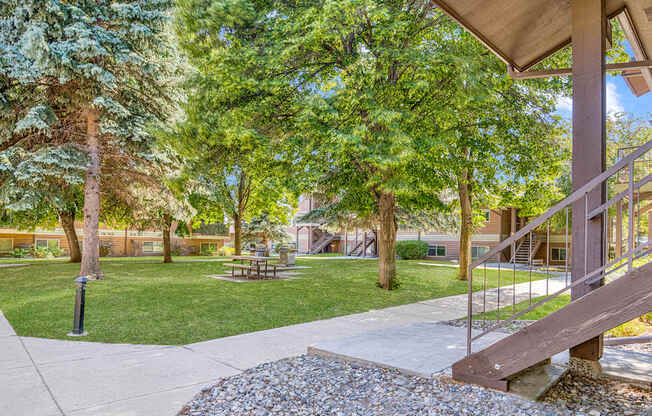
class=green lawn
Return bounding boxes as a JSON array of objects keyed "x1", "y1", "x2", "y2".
[
  {"x1": 476, "y1": 295, "x2": 571, "y2": 321},
  {"x1": 475, "y1": 293, "x2": 652, "y2": 337},
  {"x1": 0, "y1": 258, "x2": 547, "y2": 345}
]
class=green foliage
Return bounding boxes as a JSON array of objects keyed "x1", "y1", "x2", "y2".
[
  {"x1": 242, "y1": 211, "x2": 291, "y2": 245},
  {"x1": 0, "y1": 0, "x2": 178, "y2": 148},
  {"x1": 193, "y1": 222, "x2": 229, "y2": 236},
  {"x1": 395, "y1": 240, "x2": 429, "y2": 260},
  {"x1": 217, "y1": 246, "x2": 235, "y2": 256},
  {"x1": 99, "y1": 246, "x2": 111, "y2": 257},
  {"x1": 11, "y1": 248, "x2": 29, "y2": 258},
  {"x1": 32, "y1": 246, "x2": 49, "y2": 259}
]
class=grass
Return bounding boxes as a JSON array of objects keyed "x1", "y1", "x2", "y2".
[
  {"x1": 0, "y1": 257, "x2": 548, "y2": 345},
  {"x1": 475, "y1": 294, "x2": 652, "y2": 338}
]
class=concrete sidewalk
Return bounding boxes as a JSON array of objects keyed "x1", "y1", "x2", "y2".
[{"x1": 0, "y1": 277, "x2": 573, "y2": 416}]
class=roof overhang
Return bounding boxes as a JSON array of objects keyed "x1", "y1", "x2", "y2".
[{"x1": 432, "y1": 0, "x2": 652, "y2": 94}]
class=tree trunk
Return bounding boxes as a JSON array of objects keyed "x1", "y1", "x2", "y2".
[
  {"x1": 80, "y1": 109, "x2": 103, "y2": 279},
  {"x1": 233, "y1": 213, "x2": 242, "y2": 255},
  {"x1": 377, "y1": 192, "x2": 398, "y2": 290},
  {"x1": 458, "y1": 170, "x2": 473, "y2": 281},
  {"x1": 124, "y1": 227, "x2": 128, "y2": 257},
  {"x1": 59, "y1": 209, "x2": 81, "y2": 263},
  {"x1": 162, "y1": 215, "x2": 172, "y2": 263}
]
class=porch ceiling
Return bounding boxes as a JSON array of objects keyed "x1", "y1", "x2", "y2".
[{"x1": 433, "y1": 0, "x2": 652, "y2": 73}]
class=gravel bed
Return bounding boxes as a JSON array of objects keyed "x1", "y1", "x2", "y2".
[
  {"x1": 543, "y1": 373, "x2": 651, "y2": 416},
  {"x1": 609, "y1": 342, "x2": 652, "y2": 355},
  {"x1": 444, "y1": 318, "x2": 534, "y2": 333},
  {"x1": 179, "y1": 355, "x2": 578, "y2": 416}
]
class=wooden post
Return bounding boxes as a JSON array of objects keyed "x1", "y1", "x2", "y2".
[
  {"x1": 296, "y1": 226, "x2": 300, "y2": 252},
  {"x1": 362, "y1": 231, "x2": 367, "y2": 257},
  {"x1": 570, "y1": 0, "x2": 606, "y2": 361},
  {"x1": 344, "y1": 227, "x2": 348, "y2": 254},
  {"x1": 354, "y1": 228, "x2": 358, "y2": 255},
  {"x1": 616, "y1": 200, "x2": 623, "y2": 258}
]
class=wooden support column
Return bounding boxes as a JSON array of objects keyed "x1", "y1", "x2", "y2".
[
  {"x1": 570, "y1": 0, "x2": 607, "y2": 361},
  {"x1": 648, "y1": 210, "x2": 652, "y2": 243},
  {"x1": 616, "y1": 200, "x2": 623, "y2": 258}
]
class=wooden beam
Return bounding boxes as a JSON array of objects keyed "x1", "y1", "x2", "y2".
[{"x1": 508, "y1": 60, "x2": 652, "y2": 80}]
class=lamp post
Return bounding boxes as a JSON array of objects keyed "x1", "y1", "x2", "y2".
[{"x1": 68, "y1": 276, "x2": 88, "y2": 337}]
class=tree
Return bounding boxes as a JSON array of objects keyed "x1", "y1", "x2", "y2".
[
  {"x1": 242, "y1": 211, "x2": 292, "y2": 252},
  {"x1": 0, "y1": 145, "x2": 86, "y2": 261},
  {"x1": 170, "y1": 4, "x2": 299, "y2": 256},
  {"x1": 1, "y1": 0, "x2": 178, "y2": 278}
]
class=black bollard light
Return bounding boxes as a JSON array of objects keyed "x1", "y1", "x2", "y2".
[{"x1": 68, "y1": 276, "x2": 88, "y2": 337}]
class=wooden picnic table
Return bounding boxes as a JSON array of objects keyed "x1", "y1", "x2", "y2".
[{"x1": 225, "y1": 255, "x2": 294, "y2": 280}]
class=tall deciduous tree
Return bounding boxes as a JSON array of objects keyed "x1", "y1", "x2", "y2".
[
  {"x1": 173, "y1": 0, "x2": 298, "y2": 256},
  {"x1": 1, "y1": 0, "x2": 177, "y2": 278}
]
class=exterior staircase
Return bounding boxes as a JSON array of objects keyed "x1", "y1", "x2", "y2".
[
  {"x1": 453, "y1": 139, "x2": 652, "y2": 392},
  {"x1": 348, "y1": 233, "x2": 376, "y2": 256},
  {"x1": 511, "y1": 234, "x2": 544, "y2": 265},
  {"x1": 310, "y1": 231, "x2": 336, "y2": 254}
]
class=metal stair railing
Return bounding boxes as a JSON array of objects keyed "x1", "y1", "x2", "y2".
[{"x1": 465, "y1": 139, "x2": 652, "y2": 357}]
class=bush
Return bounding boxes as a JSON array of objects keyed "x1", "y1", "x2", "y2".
[
  {"x1": 49, "y1": 247, "x2": 64, "y2": 257},
  {"x1": 11, "y1": 248, "x2": 30, "y2": 258},
  {"x1": 395, "y1": 240, "x2": 428, "y2": 260},
  {"x1": 99, "y1": 246, "x2": 111, "y2": 257},
  {"x1": 33, "y1": 246, "x2": 49, "y2": 258},
  {"x1": 218, "y1": 246, "x2": 235, "y2": 256}
]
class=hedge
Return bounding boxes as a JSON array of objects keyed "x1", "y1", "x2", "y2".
[{"x1": 395, "y1": 240, "x2": 429, "y2": 260}]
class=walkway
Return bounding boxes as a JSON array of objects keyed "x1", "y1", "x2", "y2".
[{"x1": 0, "y1": 277, "x2": 636, "y2": 416}]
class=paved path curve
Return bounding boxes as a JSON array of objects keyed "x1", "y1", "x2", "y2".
[{"x1": 0, "y1": 278, "x2": 566, "y2": 416}]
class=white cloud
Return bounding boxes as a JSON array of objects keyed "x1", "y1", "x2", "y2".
[
  {"x1": 556, "y1": 95, "x2": 572, "y2": 113},
  {"x1": 606, "y1": 82, "x2": 624, "y2": 115},
  {"x1": 556, "y1": 82, "x2": 624, "y2": 115}
]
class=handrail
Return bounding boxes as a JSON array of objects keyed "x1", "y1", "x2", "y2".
[
  {"x1": 471, "y1": 139, "x2": 652, "y2": 269},
  {"x1": 465, "y1": 138, "x2": 652, "y2": 357}
]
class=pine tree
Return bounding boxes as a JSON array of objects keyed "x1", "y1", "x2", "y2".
[{"x1": 1, "y1": 0, "x2": 178, "y2": 278}]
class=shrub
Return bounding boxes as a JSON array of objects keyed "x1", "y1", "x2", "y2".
[
  {"x1": 33, "y1": 246, "x2": 49, "y2": 258},
  {"x1": 395, "y1": 240, "x2": 428, "y2": 260},
  {"x1": 11, "y1": 248, "x2": 30, "y2": 258},
  {"x1": 99, "y1": 246, "x2": 111, "y2": 257},
  {"x1": 218, "y1": 246, "x2": 235, "y2": 256},
  {"x1": 49, "y1": 247, "x2": 64, "y2": 257}
]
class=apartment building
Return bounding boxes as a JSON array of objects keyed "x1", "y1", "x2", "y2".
[
  {"x1": 0, "y1": 222, "x2": 228, "y2": 257},
  {"x1": 286, "y1": 195, "x2": 570, "y2": 265}
]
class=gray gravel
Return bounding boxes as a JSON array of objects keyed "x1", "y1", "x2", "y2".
[
  {"x1": 179, "y1": 355, "x2": 578, "y2": 416},
  {"x1": 543, "y1": 373, "x2": 652, "y2": 416}
]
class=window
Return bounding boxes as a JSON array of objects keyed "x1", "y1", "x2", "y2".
[
  {"x1": 200, "y1": 242, "x2": 218, "y2": 253},
  {"x1": 142, "y1": 241, "x2": 163, "y2": 253},
  {"x1": 428, "y1": 245, "x2": 446, "y2": 257},
  {"x1": 35, "y1": 239, "x2": 59, "y2": 251},
  {"x1": 481, "y1": 210, "x2": 490, "y2": 221},
  {"x1": 0, "y1": 238, "x2": 12, "y2": 253},
  {"x1": 551, "y1": 247, "x2": 567, "y2": 261},
  {"x1": 471, "y1": 246, "x2": 490, "y2": 258}
]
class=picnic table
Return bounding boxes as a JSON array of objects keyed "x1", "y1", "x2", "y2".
[{"x1": 224, "y1": 255, "x2": 297, "y2": 280}]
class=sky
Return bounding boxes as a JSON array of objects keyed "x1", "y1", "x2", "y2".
[{"x1": 555, "y1": 43, "x2": 652, "y2": 120}]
